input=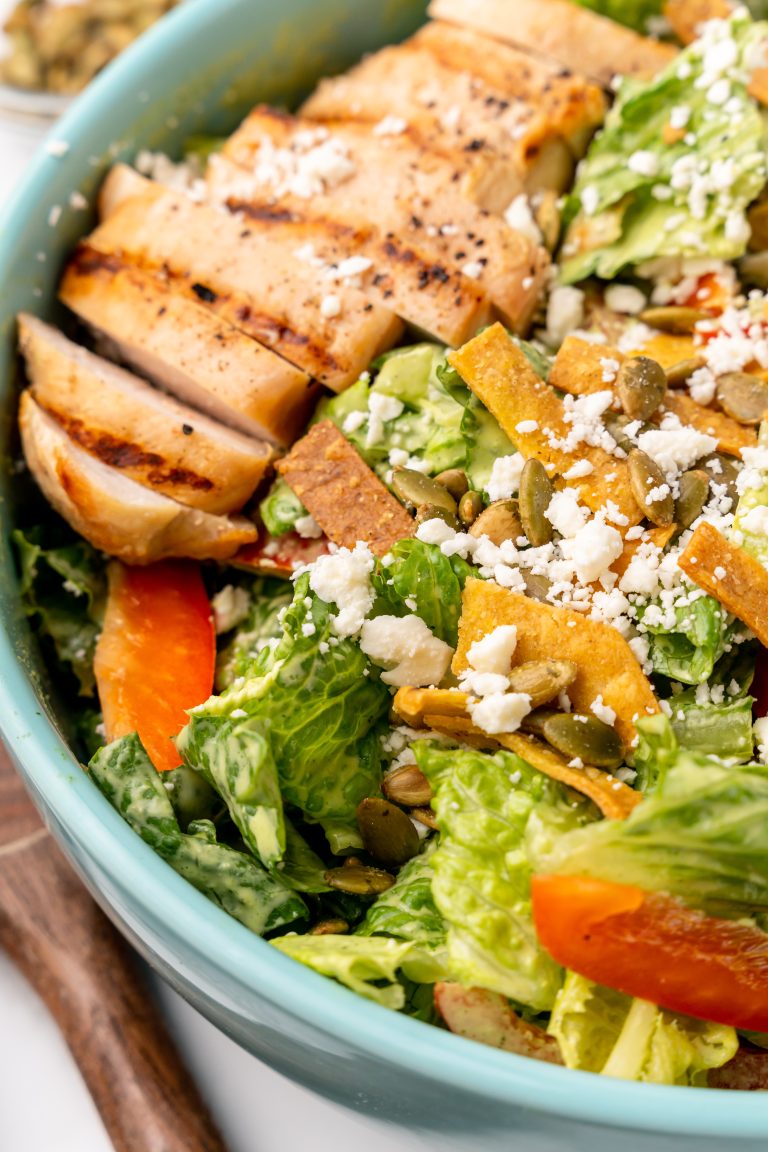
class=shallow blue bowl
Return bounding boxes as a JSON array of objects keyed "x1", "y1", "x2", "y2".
[{"x1": 0, "y1": 3, "x2": 766, "y2": 1148}]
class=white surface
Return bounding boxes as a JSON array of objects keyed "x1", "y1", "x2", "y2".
[{"x1": 0, "y1": 75, "x2": 435, "y2": 1152}]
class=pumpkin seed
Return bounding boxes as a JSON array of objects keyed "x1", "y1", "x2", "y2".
[
  {"x1": 392, "y1": 467, "x2": 457, "y2": 514},
  {"x1": 324, "y1": 861, "x2": 395, "y2": 896},
  {"x1": 458, "y1": 490, "x2": 484, "y2": 527},
  {"x1": 541, "y1": 713, "x2": 624, "y2": 769},
  {"x1": 603, "y1": 411, "x2": 635, "y2": 454},
  {"x1": 739, "y1": 251, "x2": 768, "y2": 290},
  {"x1": 627, "y1": 449, "x2": 675, "y2": 527},
  {"x1": 415, "y1": 503, "x2": 459, "y2": 530},
  {"x1": 675, "y1": 469, "x2": 710, "y2": 530},
  {"x1": 520, "y1": 707, "x2": 560, "y2": 738},
  {"x1": 382, "y1": 763, "x2": 433, "y2": 807},
  {"x1": 519, "y1": 459, "x2": 554, "y2": 546},
  {"x1": 308, "y1": 918, "x2": 350, "y2": 936},
  {"x1": 639, "y1": 305, "x2": 710, "y2": 335},
  {"x1": 748, "y1": 195, "x2": 768, "y2": 251},
  {"x1": 506, "y1": 659, "x2": 578, "y2": 708},
  {"x1": 469, "y1": 499, "x2": 523, "y2": 545},
  {"x1": 410, "y1": 806, "x2": 439, "y2": 831},
  {"x1": 665, "y1": 357, "x2": 705, "y2": 388},
  {"x1": 434, "y1": 468, "x2": 469, "y2": 500},
  {"x1": 702, "y1": 453, "x2": 739, "y2": 502},
  {"x1": 616, "y1": 356, "x2": 667, "y2": 421},
  {"x1": 356, "y1": 798, "x2": 421, "y2": 868},
  {"x1": 522, "y1": 571, "x2": 553, "y2": 603},
  {"x1": 716, "y1": 372, "x2": 768, "y2": 425}
]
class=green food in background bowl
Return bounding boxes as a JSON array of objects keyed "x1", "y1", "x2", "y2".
[{"x1": 1, "y1": 1, "x2": 767, "y2": 1148}]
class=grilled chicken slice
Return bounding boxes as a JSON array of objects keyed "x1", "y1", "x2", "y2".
[
  {"x1": 83, "y1": 168, "x2": 403, "y2": 392},
  {"x1": 301, "y1": 22, "x2": 606, "y2": 202},
  {"x1": 210, "y1": 108, "x2": 548, "y2": 332},
  {"x1": 428, "y1": 0, "x2": 676, "y2": 87},
  {"x1": 59, "y1": 247, "x2": 317, "y2": 447},
  {"x1": 19, "y1": 313, "x2": 273, "y2": 515},
  {"x1": 19, "y1": 393, "x2": 258, "y2": 564}
]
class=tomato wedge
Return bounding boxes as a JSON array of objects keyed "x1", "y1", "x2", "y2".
[
  {"x1": 531, "y1": 874, "x2": 768, "y2": 1031},
  {"x1": 94, "y1": 561, "x2": 215, "y2": 772}
]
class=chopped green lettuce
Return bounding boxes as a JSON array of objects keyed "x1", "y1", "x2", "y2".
[
  {"x1": 561, "y1": 12, "x2": 768, "y2": 282},
  {"x1": 178, "y1": 574, "x2": 389, "y2": 852},
  {"x1": 549, "y1": 973, "x2": 737, "y2": 1084},
  {"x1": 271, "y1": 934, "x2": 445, "y2": 1010},
  {"x1": 278, "y1": 821, "x2": 332, "y2": 893},
  {"x1": 638, "y1": 594, "x2": 733, "y2": 685},
  {"x1": 668, "y1": 691, "x2": 755, "y2": 761},
  {"x1": 13, "y1": 526, "x2": 105, "y2": 696},
  {"x1": 358, "y1": 844, "x2": 446, "y2": 950},
  {"x1": 415, "y1": 742, "x2": 594, "y2": 1013},
  {"x1": 372, "y1": 538, "x2": 473, "y2": 648},
  {"x1": 258, "y1": 478, "x2": 308, "y2": 538},
  {"x1": 215, "y1": 576, "x2": 293, "y2": 689},
  {"x1": 570, "y1": 0, "x2": 663, "y2": 32},
  {"x1": 544, "y1": 716, "x2": 768, "y2": 916},
  {"x1": 89, "y1": 734, "x2": 306, "y2": 935},
  {"x1": 734, "y1": 420, "x2": 768, "y2": 563}
]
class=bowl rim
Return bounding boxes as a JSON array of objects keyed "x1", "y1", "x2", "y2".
[{"x1": 1, "y1": 0, "x2": 767, "y2": 1137}]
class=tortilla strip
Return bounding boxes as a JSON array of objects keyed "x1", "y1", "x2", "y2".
[
  {"x1": 449, "y1": 324, "x2": 641, "y2": 526},
  {"x1": 660, "y1": 393, "x2": 758, "y2": 458},
  {"x1": 628, "y1": 332, "x2": 698, "y2": 371},
  {"x1": 392, "y1": 687, "x2": 641, "y2": 819},
  {"x1": 663, "y1": 0, "x2": 733, "y2": 45},
  {"x1": 678, "y1": 522, "x2": 768, "y2": 646},
  {"x1": 453, "y1": 579, "x2": 659, "y2": 745},
  {"x1": 277, "y1": 420, "x2": 414, "y2": 557},
  {"x1": 434, "y1": 984, "x2": 564, "y2": 1062},
  {"x1": 548, "y1": 337, "x2": 753, "y2": 458}
]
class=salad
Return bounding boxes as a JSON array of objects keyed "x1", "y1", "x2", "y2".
[{"x1": 15, "y1": 0, "x2": 768, "y2": 1090}]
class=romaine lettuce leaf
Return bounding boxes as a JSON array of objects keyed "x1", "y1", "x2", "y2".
[
  {"x1": 179, "y1": 574, "x2": 389, "y2": 852},
  {"x1": 561, "y1": 12, "x2": 768, "y2": 282},
  {"x1": 271, "y1": 934, "x2": 445, "y2": 1010},
  {"x1": 415, "y1": 742, "x2": 594, "y2": 1012},
  {"x1": 358, "y1": 844, "x2": 446, "y2": 950},
  {"x1": 13, "y1": 526, "x2": 105, "y2": 696},
  {"x1": 544, "y1": 716, "x2": 768, "y2": 916},
  {"x1": 570, "y1": 0, "x2": 663, "y2": 33},
  {"x1": 89, "y1": 734, "x2": 306, "y2": 935},
  {"x1": 279, "y1": 820, "x2": 332, "y2": 894},
  {"x1": 549, "y1": 972, "x2": 737, "y2": 1084},
  {"x1": 215, "y1": 576, "x2": 293, "y2": 689},
  {"x1": 638, "y1": 594, "x2": 732, "y2": 684},
  {"x1": 372, "y1": 538, "x2": 473, "y2": 647},
  {"x1": 669, "y1": 691, "x2": 755, "y2": 761}
]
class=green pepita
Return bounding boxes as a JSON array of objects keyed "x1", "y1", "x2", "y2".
[
  {"x1": 410, "y1": 806, "x2": 439, "y2": 831},
  {"x1": 458, "y1": 490, "x2": 485, "y2": 527},
  {"x1": 356, "y1": 798, "x2": 421, "y2": 868},
  {"x1": 541, "y1": 713, "x2": 624, "y2": 769},
  {"x1": 392, "y1": 467, "x2": 457, "y2": 515},
  {"x1": 520, "y1": 707, "x2": 560, "y2": 739},
  {"x1": 324, "y1": 861, "x2": 395, "y2": 896},
  {"x1": 415, "y1": 503, "x2": 459, "y2": 530},
  {"x1": 506, "y1": 659, "x2": 578, "y2": 709},
  {"x1": 627, "y1": 449, "x2": 675, "y2": 527},
  {"x1": 382, "y1": 763, "x2": 433, "y2": 808},
  {"x1": 308, "y1": 918, "x2": 350, "y2": 936},
  {"x1": 469, "y1": 499, "x2": 524, "y2": 546},
  {"x1": 702, "y1": 453, "x2": 739, "y2": 502},
  {"x1": 519, "y1": 459, "x2": 554, "y2": 546},
  {"x1": 434, "y1": 468, "x2": 469, "y2": 500},
  {"x1": 739, "y1": 251, "x2": 768, "y2": 290},
  {"x1": 603, "y1": 411, "x2": 635, "y2": 454},
  {"x1": 639, "y1": 306, "x2": 710, "y2": 335},
  {"x1": 716, "y1": 372, "x2": 768, "y2": 425},
  {"x1": 675, "y1": 469, "x2": 710, "y2": 530},
  {"x1": 616, "y1": 357, "x2": 667, "y2": 421},
  {"x1": 665, "y1": 357, "x2": 706, "y2": 388},
  {"x1": 522, "y1": 571, "x2": 553, "y2": 603}
]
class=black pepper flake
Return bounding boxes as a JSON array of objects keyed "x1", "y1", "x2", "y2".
[
  {"x1": 182, "y1": 424, "x2": 194, "y2": 436},
  {"x1": 192, "y1": 282, "x2": 217, "y2": 303},
  {"x1": 465, "y1": 139, "x2": 484, "y2": 152}
]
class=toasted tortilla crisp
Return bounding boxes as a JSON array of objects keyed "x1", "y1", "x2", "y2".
[
  {"x1": 679, "y1": 522, "x2": 768, "y2": 647},
  {"x1": 453, "y1": 578, "x2": 659, "y2": 745},
  {"x1": 660, "y1": 393, "x2": 757, "y2": 458},
  {"x1": 664, "y1": 0, "x2": 733, "y2": 45},
  {"x1": 448, "y1": 324, "x2": 642, "y2": 526},
  {"x1": 277, "y1": 419, "x2": 414, "y2": 557},
  {"x1": 548, "y1": 335, "x2": 624, "y2": 397}
]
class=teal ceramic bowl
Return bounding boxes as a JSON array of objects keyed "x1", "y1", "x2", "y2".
[{"x1": 1, "y1": 3, "x2": 767, "y2": 1148}]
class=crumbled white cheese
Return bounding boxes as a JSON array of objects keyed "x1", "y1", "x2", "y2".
[
  {"x1": 460, "y1": 670, "x2": 511, "y2": 697},
  {"x1": 604, "y1": 284, "x2": 646, "y2": 315},
  {"x1": 739, "y1": 506, "x2": 768, "y2": 535},
  {"x1": 320, "y1": 294, "x2": 341, "y2": 319},
  {"x1": 560, "y1": 518, "x2": 623, "y2": 583},
  {"x1": 211, "y1": 585, "x2": 250, "y2": 634},
  {"x1": 628, "y1": 150, "x2": 660, "y2": 178},
  {"x1": 487, "y1": 454, "x2": 525, "y2": 501},
  {"x1": 466, "y1": 625, "x2": 518, "y2": 676},
  {"x1": 308, "y1": 543, "x2": 375, "y2": 636},
  {"x1": 515, "y1": 420, "x2": 539, "y2": 434},
  {"x1": 636, "y1": 428, "x2": 718, "y2": 478},
  {"x1": 366, "y1": 392, "x2": 404, "y2": 448},
  {"x1": 546, "y1": 286, "x2": 584, "y2": 347},
  {"x1": 545, "y1": 488, "x2": 589, "y2": 539},
  {"x1": 295, "y1": 514, "x2": 323, "y2": 539},
  {"x1": 468, "y1": 692, "x2": 532, "y2": 735},
  {"x1": 342, "y1": 410, "x2": 367, "y2": 434},
  {"x1": 503, "y1": 194, "x2": 543, "y2": 245},
  {"x1": 373, "y1": 116, "x2": 409, "y2": 136},
  {"x1": 462, "y1": 260, "x2": 485, "y2": 280},
  {"x1": 563, "y1": 460, "x2": 595, "y2": 480},
  {"x1": 755, "y1": 716, "x2": 768, "y2": 764},
  {"x1": 359, "y1": 615, "x2": 453, "y2": 687},
  {"x1": 416, "y1": 518, "x2": 457, "y2": 546},
  {"x1": 590, "y1": 694, "x2": 617, "y2": 727}
]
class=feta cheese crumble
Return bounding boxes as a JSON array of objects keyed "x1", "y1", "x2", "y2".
[
  {"x1": 308, "y1": 543, "x2": 375, "y2": 636},
  {"x1": 359, "y1": 615, "x2": 453, "y2": 687}
]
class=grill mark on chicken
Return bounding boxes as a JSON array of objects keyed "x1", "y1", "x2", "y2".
[{"x1": 37, "y1": 402, "x2": 216, "y2": 491}]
